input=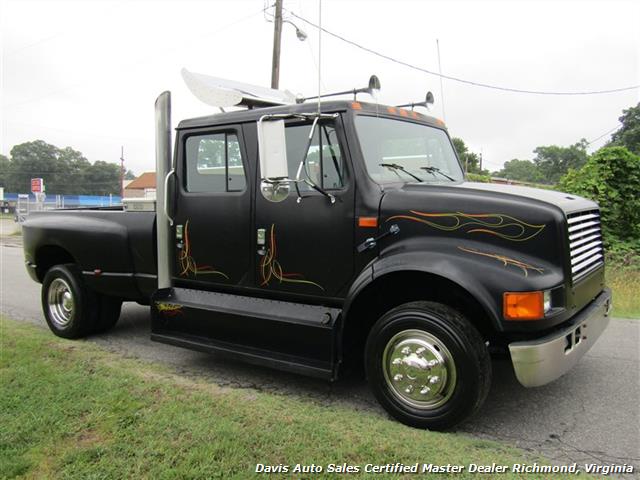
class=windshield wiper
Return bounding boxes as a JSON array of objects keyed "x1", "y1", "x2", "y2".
[
  {"x1": 420, "y1": 166, "x2": 455, "y2": 181},
  {"x1": 380, "y1": 163, "x2": 423, "y2": 182}
]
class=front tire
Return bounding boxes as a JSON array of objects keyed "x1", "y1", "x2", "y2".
[
  {"x1": 365, "y1": 301, "x2": 491, "y2": 430},
  {"x1": 41, "y1": 264, "x2": 99, "y2": 339}
]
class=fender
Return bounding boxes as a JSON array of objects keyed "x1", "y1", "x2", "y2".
[
  {"x1": 22, "y1": 212, "x2": 140, "y2": 298},
  {"x1": 343, "y1": 236, "x2": 563, "y2": 332}
]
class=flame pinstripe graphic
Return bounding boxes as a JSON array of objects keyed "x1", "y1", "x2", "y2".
[
  {"x1": 458, "y1": 246, "x2": 544, "y2": 277},
  {"x1": 387, "y1": 211, "x2": 545, "y2": 242},
  {"x1": 179, "y1": 220, "x2": 229, "y2": 279},
  {"x1": 260, "y1": 224, "x2": 324, "y2": 291}
]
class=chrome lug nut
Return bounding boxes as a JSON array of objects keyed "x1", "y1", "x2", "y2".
[
  {"x1": 404, "y1": 385, "x2": 414, "y2": 394},
  {"x1": 416, "y1": 347, "x2": 426, "y2": 355},
  {"x1": 420, "y1": 386, "x2": 431, "y2": 395},
  {"x1": 401, "y1": 346, "x2": 411, "y2": 355},
  {"x1": 429, "y1": 376, "x2": 440, "y2": 384},
  {"x1": 392, "y1": 358, "x2": 402, "y2": 365},
  {"x1": 393, "y1": 374, "x2": 403, "y2": 382}
]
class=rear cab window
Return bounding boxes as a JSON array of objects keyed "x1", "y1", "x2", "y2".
[{"x1": 185, "y1": 132, "x2": 246, "y2": 193}]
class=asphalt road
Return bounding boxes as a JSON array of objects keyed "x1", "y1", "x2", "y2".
[{"x1": 2, "y1": 237, "x2": 639, "y2": 473}]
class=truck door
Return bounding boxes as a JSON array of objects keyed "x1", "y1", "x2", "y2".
[
  {"x1": 254, "y1": 117, "x2": 355, "y2": 299},
  {"x1": 172, "y1": 125, "x2": 252, "y2": 289}
]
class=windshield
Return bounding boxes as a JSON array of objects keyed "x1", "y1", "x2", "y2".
[{"x1": 354, "y1": 115, "x2": 464, "y2": 184}]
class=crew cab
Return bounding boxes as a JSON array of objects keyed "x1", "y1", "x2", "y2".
[{"x1": 22, "y1": 78, "x2": 611, "y2": 430}]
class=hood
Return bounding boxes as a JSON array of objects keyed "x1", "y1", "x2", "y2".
[{"x1": 401, "y1": 181, "x2": 597, "y2": 215}]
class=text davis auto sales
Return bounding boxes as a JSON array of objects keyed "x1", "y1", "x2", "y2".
[{"x1": 254, "y1": 462, "x2": 635, "y2": 475}]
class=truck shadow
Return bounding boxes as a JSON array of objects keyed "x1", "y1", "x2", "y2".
[{"x1": 108, "y1": 303, "x2": 531, "y2": 426}]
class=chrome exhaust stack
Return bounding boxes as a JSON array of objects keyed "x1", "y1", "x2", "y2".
[{"x1": 154, "y1": 91, "x2": 174, "y2": 290}]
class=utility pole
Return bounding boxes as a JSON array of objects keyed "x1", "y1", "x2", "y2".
[
  {"x1": 120, "y1": 146, "x2": 125, "y2": 200},
  {"x1": 270, "y1": 0, "x2": 283, "y2": 89}
]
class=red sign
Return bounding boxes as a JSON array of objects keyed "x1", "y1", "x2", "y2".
[{"x1": 31, "y1": 178, "x2": 44, "y2": 193}]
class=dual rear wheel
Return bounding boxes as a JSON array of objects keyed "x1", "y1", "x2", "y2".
[{"x1": 42, "y1": 264, "x2": 122, "y2": 339}]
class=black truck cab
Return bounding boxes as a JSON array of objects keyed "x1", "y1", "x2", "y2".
[{"x1": 23, "y1": 94, "x2": 611, "y2": 430}]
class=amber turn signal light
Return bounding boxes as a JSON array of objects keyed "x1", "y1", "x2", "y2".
[
  {"x1": 503, "y1": 291, "x2": 544, "y2": 320},
  {"x1": 358, "y1": 217, "x2": 378, "y2": 228}
]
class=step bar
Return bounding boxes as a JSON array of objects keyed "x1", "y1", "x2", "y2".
[{"x1": 151, "y1": 287, "x2": 342, "y2": 380}]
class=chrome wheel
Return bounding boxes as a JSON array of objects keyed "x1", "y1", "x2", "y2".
[
  {"x1": 382, "y1": 329, "x2": 457, "y2": 409},
  {"x1": 47, "y1": 278, "x2": 75, "y2": 328}
]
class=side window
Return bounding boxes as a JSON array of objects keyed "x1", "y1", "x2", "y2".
[
  {"x1": 284, "y1": 122, "x2": 345, "y2": 191},
  {"x1": 185, "y1": 132, "x2": 246, "y2": 193}
]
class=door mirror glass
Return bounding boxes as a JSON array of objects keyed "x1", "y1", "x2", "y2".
[
  {"x1": 257, "y1": 119, "x2": 289, "y2": 180},
  {"x1": 260, "y1": 180, "x2": 290, "y2": 203}
]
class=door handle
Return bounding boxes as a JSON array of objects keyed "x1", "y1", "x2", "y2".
[{"x1": 257, "y1": 228, "x2": 266, "y2": 255}]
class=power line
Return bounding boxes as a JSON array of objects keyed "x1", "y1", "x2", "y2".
[
  {"x1": 3, "y1": 6, "x2": 269, "y2": 110},
  {"x1": 285, "y1": 10, "x2": 640, "y2": 96},
  {"x1": 587, "y1": 124, "x2": 620, "y2": 145}
]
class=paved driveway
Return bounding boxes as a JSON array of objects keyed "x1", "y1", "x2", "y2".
[{"x1": 1, "y1": 240, "x2": 638, "y2": 472}]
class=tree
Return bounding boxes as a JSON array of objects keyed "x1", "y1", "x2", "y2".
[
  {"x1": 124, "y1": 169, "x2": 136, "y2": 180},
  {"x1": 57, "y1": 146, "x2": 91, "y2": 194},
  {"x1": 494, "y1": 159, "x2": 544, "y2": 183},
  {"x1": 558, "y1": 146, "x2": 640, "y2": 246},
  {"x1": 532, "y1": 140, "x2": 588, "y2": 184},
  {"x1": 451, "y1": 137, "x2": 483, "y2": 174},
  {"x1": 83, "y1": 161, "x2": 121, "y2": 195},
  {"x1": 7, "y1": 140, "x2": 63, "y2": 193},
  {"x1": 610, "y1": 102, "x2": 640, "y2": 155},
  {"x1": 0, "y1": 154, "x2": 9, "y2": 188},
  {"x1": 3, "y1": 140, "x2": 122, "y2": 195}
]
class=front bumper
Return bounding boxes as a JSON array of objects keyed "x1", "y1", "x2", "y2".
[{"x1": 509, "y1": 288, "x2": 612, "y2": 387}]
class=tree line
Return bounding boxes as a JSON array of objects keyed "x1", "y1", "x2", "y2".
[
  {"x1": 0, "y1": 140, "x2": 135, "y2": 196},
  {"x1": 453, "y1": 102, "x2": 640, "y2": 185}
]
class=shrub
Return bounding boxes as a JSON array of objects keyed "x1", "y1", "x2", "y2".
[
  {"x1": 466, "y1": 172, "x2": 492, "y2": 183},
  {"x1": 558, "y1": 146, "x2": 640, "y2": 248}
]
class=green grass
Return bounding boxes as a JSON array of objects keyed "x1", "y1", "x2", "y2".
[
  {"x1": 607, "y1": 265, "x2": 640, "y2": 318},
  {"x1": 0, "y1": 318, "x2": 585, "y2": 479}
]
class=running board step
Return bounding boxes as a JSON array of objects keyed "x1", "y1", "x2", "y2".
[{"x1": 151, "y1": 288, "x2": 342, "y2": 380}]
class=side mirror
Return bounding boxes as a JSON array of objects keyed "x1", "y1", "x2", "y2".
[
  {"x1": 257, "y1": 119, "x2": 289, "y2": 180},
  {"x1": 260, "y1": 180, "x2": 290, "y2": 203},
  {"x1": 257, "y1": 119, "x2": 290, "y2": 202}
]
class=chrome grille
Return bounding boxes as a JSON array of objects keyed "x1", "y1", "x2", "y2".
[{"x1": 567, "y1": 209, "x2": 604, "y2": 281}]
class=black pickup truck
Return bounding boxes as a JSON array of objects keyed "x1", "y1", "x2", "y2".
[{"x1": 22, "y1": 93, "x2": 611, "y2": 430}]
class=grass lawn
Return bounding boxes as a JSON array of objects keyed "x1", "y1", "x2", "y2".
[
  {"x1": 607, "y1": 265, "x2": 640, "y2": 318},
  {"x1": 0, "y1": 317, "x2": 587, "y2": 479}
]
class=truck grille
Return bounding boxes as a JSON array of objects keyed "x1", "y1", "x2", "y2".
[{"x1": 567, "y1": 209, "x2": 604, "y2": 282}]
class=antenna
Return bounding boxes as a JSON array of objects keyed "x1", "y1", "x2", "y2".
[
  {"x1": 317, "y1": 0, "x2": 322, "y2": 116},
  {"x1": 120, "y1": 146, "x2": 125, "y2": 200},
  {"x1": 436, "y1": 39, "x2": 446, "y2": 122}
]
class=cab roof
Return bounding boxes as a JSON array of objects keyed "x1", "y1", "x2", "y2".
[{"x1": 176, "y1": 100, "x2": 446, "y2": 130}]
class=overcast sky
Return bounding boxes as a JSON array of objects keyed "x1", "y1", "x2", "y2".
[{"x1": 1, "y1": 0, "x2": 639, "y2": 177}]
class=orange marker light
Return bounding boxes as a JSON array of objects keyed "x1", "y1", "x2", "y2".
[
  {"x1": 503, "y1": 291, "x2": 544, "y2": 320},
  {"x1": 358, "y1": 217, "x2": 378, "y2": 228},
  {"x1": 399, "y1": 109, "x2": 408, "y2": 117},
  {"x1": 387, "y1": 107, "x2": 397, "y2": 114},
  {"x1": 351, "y1": 102, "x2": 362, "y2": 110}
]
